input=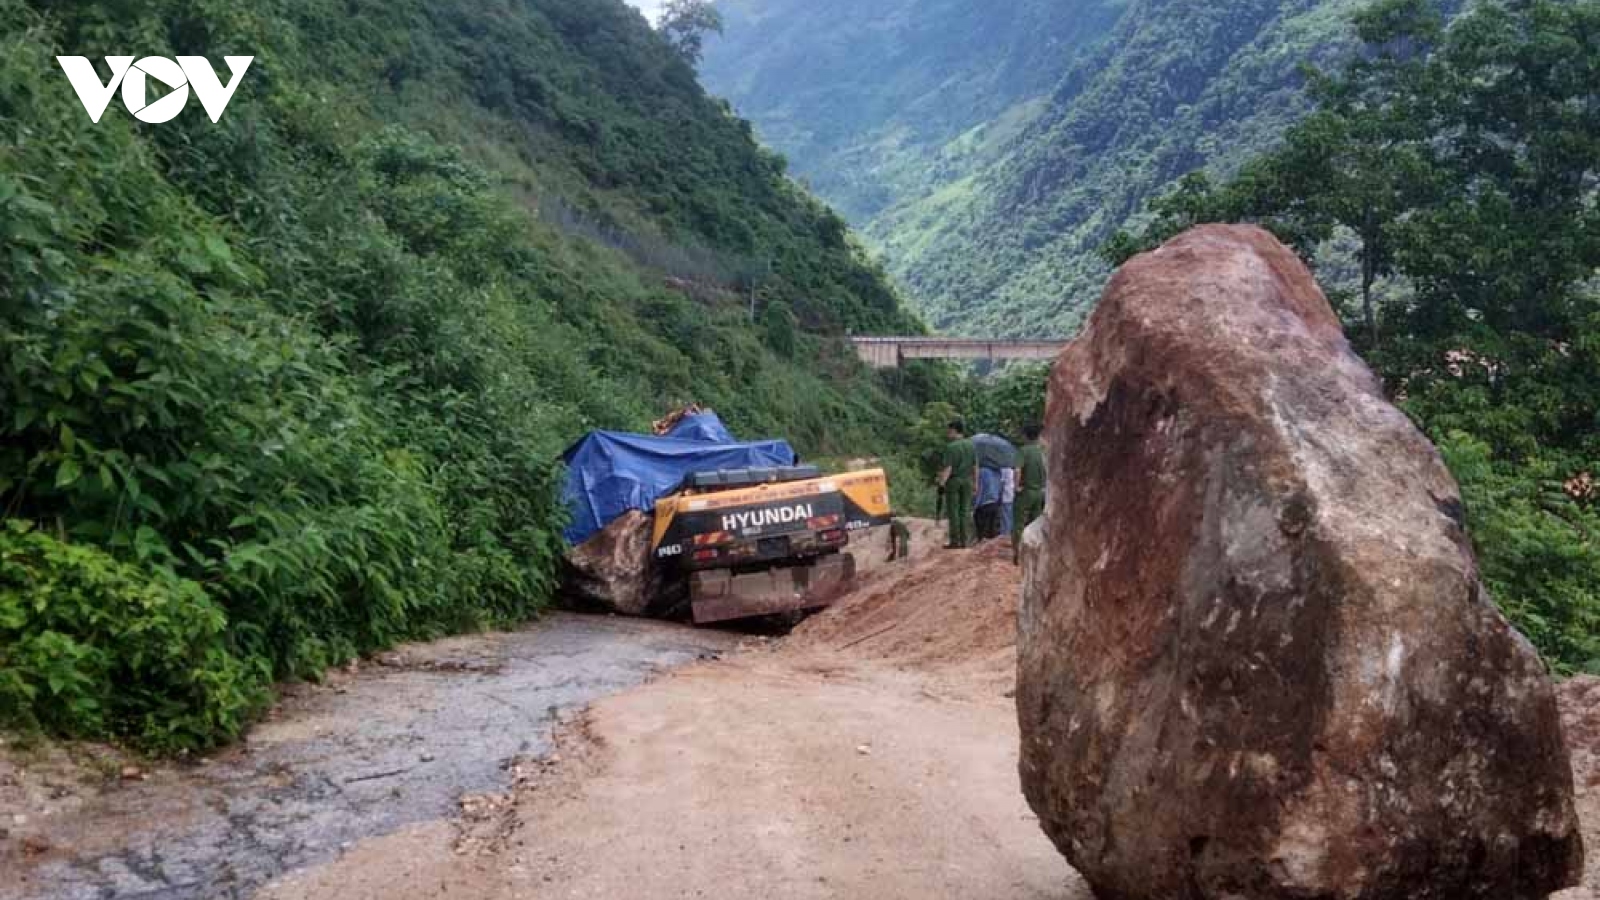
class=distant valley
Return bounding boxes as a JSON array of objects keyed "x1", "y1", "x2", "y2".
[{"x1": 703, "y1": 0, "x2": 1365, "y2": 336}]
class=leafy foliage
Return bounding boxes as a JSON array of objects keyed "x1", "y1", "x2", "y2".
[
  {"x1": 898, "y1": 364, "x2": 1050, "y2": 502},
  {"x1": 659, "y1": 0, "x2": 724, "y2": 68},
  {"x1": 1440, "y1": 436, "x2": 1600, "y2": 675},
  {"x1": 0, "y1": 521, "x2": 266, "y2": 751},
  {"x1": 959, "y1": 364, "x2": 1051, "y2": 440},
  {"x1": 1110, "y1": 0, "x2": 1600, "y2": 671},
  {"x1": 0, "y1": 0, "x2": 929, "y2": 748}
]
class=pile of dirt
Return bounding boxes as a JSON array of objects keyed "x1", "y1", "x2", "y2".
[
  {"x1": 848, "y1": 516, "x2": 944, "y2": 579},
  {"x1": 791, "y1": 538, "x2": 1020, "y2": 693}
]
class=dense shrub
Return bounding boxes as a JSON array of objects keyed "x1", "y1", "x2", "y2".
[
  {"x1": 1440, "y1": 435, "x2": 1600, "y2": 675},
  {"x1": 0, "y1": 522, "x2": 267, "y2": 751}
]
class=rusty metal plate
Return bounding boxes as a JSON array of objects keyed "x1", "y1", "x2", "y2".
[{"x1": 689, "y1": 554, "x2": 855, "y2": 625}]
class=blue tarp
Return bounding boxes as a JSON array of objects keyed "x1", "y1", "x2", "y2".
[
  {"x1": 972, "y1": 433, "x2": 1018, "y2": 469},
  {"x1": 663, "y1": 412, "x2": 736, "y2": 444},
  {"x1": 560, "y1": 414, "x2": 796, "y2": 546}
]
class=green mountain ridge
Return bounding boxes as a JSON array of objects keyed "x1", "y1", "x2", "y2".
[
  {"x1": 703, "y1": 0, "x2": 1367, "y2": 336},
  {"x1": 704, "y1": 0, "x2": 1129, "y2": 226},
  {"x1": 0, "y1": 0, "x2": 937, "y2": 748}
]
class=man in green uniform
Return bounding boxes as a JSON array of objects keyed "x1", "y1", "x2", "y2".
[
  {"x1": 1013, "y1": 424, "x2": 1046, "y2": 564},
  {"x1": 938, "y1": 420, "x2": 977, "y2": 549}
]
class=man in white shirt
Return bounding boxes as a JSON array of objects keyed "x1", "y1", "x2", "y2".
[{"x1": 1000, "y1": 465, "x2": 1017, "y2": 541}]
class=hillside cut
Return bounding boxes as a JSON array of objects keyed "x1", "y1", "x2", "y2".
[{"x1": 1016, "y1": 225, "x2": 1583, "y2": 899}]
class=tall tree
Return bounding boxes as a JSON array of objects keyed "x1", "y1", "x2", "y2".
[
  {"x1": 1112, "y1": 0, "x2": 1597, "y2": 395},
  {"x1": 658, "y1": 0, "x2": 724, "y2": 68},
  {"x1": 1232, "y1": 0, "x2": 1444, "y2": 349},
  {"x1": 1108, "y1": 0, "x2": 1600, "y2": 671}
]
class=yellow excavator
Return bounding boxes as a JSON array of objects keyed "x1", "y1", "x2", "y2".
[{"x1": 650, "y1": 466, "x2": 892, "y2": 624}]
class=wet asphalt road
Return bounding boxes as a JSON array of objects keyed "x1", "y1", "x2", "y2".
[{"x1": 5, "y1": 614, "x2": 738, "y2": 900}]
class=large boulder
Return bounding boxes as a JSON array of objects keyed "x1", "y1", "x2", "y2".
[
  {"x1": 562, "y1": 510, "x2": 667, "y2": 617},
  {"x1": 1017, "y1": 225, "x2": 1583, "y2": 900}
]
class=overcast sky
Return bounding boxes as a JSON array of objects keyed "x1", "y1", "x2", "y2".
[{"x1": 624, "y1": 0, "x2": 663, "y2": 23}]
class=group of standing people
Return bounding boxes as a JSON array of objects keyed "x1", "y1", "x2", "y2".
[{"x1": 937, "y1": 420, "x2": 1045, "y2": 563}]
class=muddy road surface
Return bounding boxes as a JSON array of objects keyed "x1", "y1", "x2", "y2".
[
  {"x1": 258, "y1": 651, "x2": 1088, "y2": 900},
  {"x1": 1, "y1": 615, "x2": 737, "y2": 900},
  {"x1": 257, "y1": 541, "x2": 1089, "y2": 900}
]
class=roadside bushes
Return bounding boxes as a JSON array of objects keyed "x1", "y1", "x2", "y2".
[
  {"x1": 0, "y1": 6, "x2": 554, "y2": 749},
  {"x1": 0, "y1": 522, "x2": 266, "y2": 751}
]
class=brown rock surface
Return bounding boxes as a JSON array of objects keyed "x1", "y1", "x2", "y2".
[
  {"x1": 1017, "y1": 224, "x2": 1583, "y2": 899},
  {"x1": 1557, "y1": 677, "x2": 1600, "y2": 900},
  {"x1": 560, "y1": 510, "x2": 665, "y2": 616}
]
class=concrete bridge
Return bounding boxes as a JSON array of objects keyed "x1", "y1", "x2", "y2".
[{"x1": 850, "y1": 336, "x2": 1068, "y2": 369}]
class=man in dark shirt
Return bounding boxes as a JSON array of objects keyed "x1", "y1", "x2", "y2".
[
  {"x1": 1013, "y1": 424, "x2": 1046, "y2": 564},
  {"x1": 937, "y1": 420, "x2": 977, "y2": 549}
]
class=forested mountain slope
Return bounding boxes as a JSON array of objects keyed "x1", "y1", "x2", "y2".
[
  {"x1": 702, "y1": 0, "x2": 1128, "y2": 225},
  {"x1": 0, "y1": 0, "x2": 934, "y2": 748},
  {"x1": 704, "y1": 0, "x2": 1366, "y2": 335}
]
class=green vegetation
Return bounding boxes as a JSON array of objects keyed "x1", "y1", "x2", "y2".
[
  {"x1": 0, "y1": 0, "x2": 939, "y2": 749},
  {"x1": 950, "y1": 364, "x2": 1051, "y2": 444},
  {"x1": 881, "y1": 0, "x2": 1376, "y2": 335},
  {"x1": 1, "y1": 521, "x2": 261, "y2": 750},
  {"x1": 901, "y1": 364, "x2": 1050, "y2": 502},
  {"x1": 704, "y1": 0, "x2": 1127, "y2": 230},
  {"x1": 660, "y1": 0, "x2": 725, "y2": 67},
  {"x1": 1111, "y1": 0, "x2": 1599, "y2": 672},
  {"x1": 703, "y1": 0, "x2": 1368, "y2": 336}
]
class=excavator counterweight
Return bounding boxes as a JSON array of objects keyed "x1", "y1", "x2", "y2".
[{"x1": 651, "y1": 467, "x2": 892, "y2": 624}]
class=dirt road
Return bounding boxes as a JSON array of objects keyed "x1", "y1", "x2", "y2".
[
  {"x1": 257, "y1": 539, "x2": 1085, "y2": 900},
  {"x1": 255, "y1": 538, "x2": 1600, "y2": 900},
  {"x1": 261, "y1": 652, "x2": 1086, "y2": 900},
  {"x1": 6, "y1": 535, "x2": 1597, "y2": 899}
]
